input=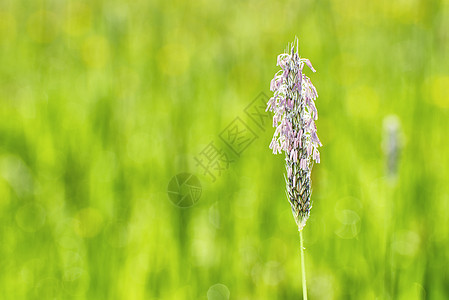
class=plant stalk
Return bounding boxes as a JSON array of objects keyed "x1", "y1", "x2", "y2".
[{"x1": 300, "y1": 230, "x2": 308, "y2": 300}]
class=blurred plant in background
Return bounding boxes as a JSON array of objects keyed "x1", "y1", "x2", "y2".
[{"x1": 0, "y1": 0, "x2": 448, "y2": 299}]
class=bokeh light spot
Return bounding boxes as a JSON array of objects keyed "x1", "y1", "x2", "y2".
[
  {"x1": 62, "y1": 267, "x2": 89, "y2": 296},
  {"x1": 393, "y1": 230, "x2": 421, "y2": 257},
  {"x1": 0, "y1": 12, "x2": 16, "y2": 42},
  {"x1": 207, "y1": 283, "x2": 230, "y2": 300},
  {"x1": 73, "y1": 207, "x2": 104, "y2": 238},
  {"x1": 15, "y1": 203, "x2": 46, "y2": 232},
  {"x1": 27, "y1": 10, "x2": 59, "y2": 43},
  {"x1": 107, "y1": 221, "x2": 129, "y2": 248},
  {"x1": 34, "y1": 277, "x2": 61, "y2": 299},
  {"x1": 330, "y1": 54, "x2": 361, "y2": 87},
  {"x1": 81, "y1": 35, "x2": 110, "y2": 68},
  {"x1": 64, "y1": 3, "x2": 92, "y2": 36},
  {"x1": 157, "y1": 44, "x2": 191, "y2": 76},
  {"x1": 383, "y1": 0, "x2": 422, "y2": 24},
  {"x1": 0, "y1": 155, "x2": 34, "y2": 197},
  {"x1": 335, "y1": 209, "x2": 361, "y2": 239},
  {"x1": 0, "y1": 178, "x2": 11, "y2": 208},
  {"x1": 263, "y1": 261, "x2": 284, "y2": 286},
  {"x1": 345, "y1": 85, "x2": 379, "y2": 118},
  {"x1": 429, "y1": 76, "x2": 449, "y2": 109}
]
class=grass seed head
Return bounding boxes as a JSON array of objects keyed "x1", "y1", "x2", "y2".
[{"x1": 267, "y1": 37, "x2": 321, "y2": 231}]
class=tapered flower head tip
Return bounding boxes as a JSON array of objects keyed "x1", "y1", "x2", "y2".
[
  {"x1": 303, "y1": 58, "x2": 316, "y2": 73},
  {"x1": 267, "y1": 38, "x2": 321, "y2": 231}
]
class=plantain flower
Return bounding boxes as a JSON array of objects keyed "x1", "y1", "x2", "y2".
[{"x1": 267, "y1": 38, "x2": 321, "y2": 231}]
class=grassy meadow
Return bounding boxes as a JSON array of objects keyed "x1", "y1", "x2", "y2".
[{"x1": 1, "y1": 0, "x2": 449, "y2": 299}]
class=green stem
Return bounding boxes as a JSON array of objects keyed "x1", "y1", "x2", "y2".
[{"x1": 300, "y1": 230, "x2": 308, "y2": 300}]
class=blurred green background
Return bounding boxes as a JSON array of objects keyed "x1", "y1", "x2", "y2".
[{"x1": 1, "y1": 0, "x2": 449, "y2": 299}]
